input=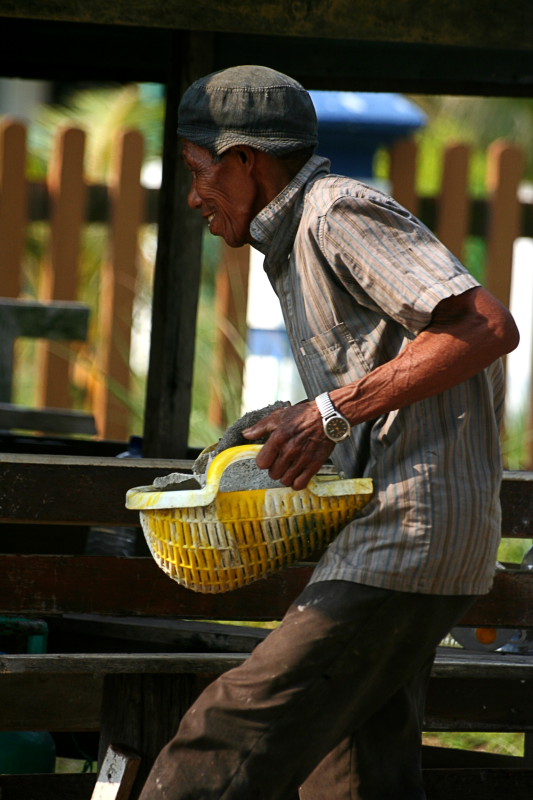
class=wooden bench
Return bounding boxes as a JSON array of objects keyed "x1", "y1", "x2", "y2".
[
  {"x1": 0, "y1": 452, "x2": 532, "y2": 799},
  {"x1": 0, "y1": 298, "x2": 97, "y2": 436}
]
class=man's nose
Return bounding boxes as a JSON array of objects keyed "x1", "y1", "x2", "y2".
[{"x1": 188, "y1": 182, "x2": 202, "y2": 209}]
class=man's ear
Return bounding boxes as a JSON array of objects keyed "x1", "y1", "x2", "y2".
[{"x1": 231, "y1": 145, "x2": 257, "y2": 170}]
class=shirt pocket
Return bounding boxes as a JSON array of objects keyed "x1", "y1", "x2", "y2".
[{"x1": 299, "y1": 322, "x2": 372, "y2": 378}]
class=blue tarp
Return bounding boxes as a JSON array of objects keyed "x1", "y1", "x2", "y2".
[{"x1": 310, "y1": 91, "x2": 426, "y2": 177}]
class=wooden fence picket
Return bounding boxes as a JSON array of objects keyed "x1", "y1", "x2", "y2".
[
  {"x1": 208, "y1": 242, "x2": 250, "y2": 429},
  {"x1": 92, "y1": 129, "x2": 144, "y2": 441},
  {"x1": 0, "y1": 119, "x2": 27, "y2": 298},
  {"x1": 485, "y1": 140, "x2": 524, "y2": 310},
  {"x1": 39, "y1": 126, "x2": 87, "y2": 410},
  {"x1": 437, "y1": 143, "x2": 471, "y2": 262},
  {"x1": 389, "y1": 138, "x2": 419, "y2": 215}
]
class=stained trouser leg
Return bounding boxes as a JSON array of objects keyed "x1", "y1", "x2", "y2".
[
  {"x1": 299, "y1": 654, "x2": 434, "y2": 800},
  {"x1": 139, "y1": 581, "x2": 474, "y2": 800}
]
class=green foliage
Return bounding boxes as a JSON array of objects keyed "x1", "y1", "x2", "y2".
[
  {"x1": 502, "y1": 410, "x2": 533, "y2": 471},
  {"x1": 28, "y1": 84, "x2": 164, "y2": 181},
  {"x1": 437, "y1": 95, "x2": 533, "y2": 179},
  {"x1": 498, "y1": 537, "x2": 533, "y2": 565},
  {"x1": 423, "y1": 731, "x2": 523, "y2": 758},
  {"x1": 189, "y1": 232, "x2": 248, "y2": 449},
  {"x1": 414, "y1": 109, "x2": 476, "y2": 196},
  {"x1": 462, "y1": 237, "x2": 486, "y2": 284},
  {"x1": 412, "y1": 94, "x2": 533, "y2": 192},
  {"x1": 377, "y1": 94, "x2": 533, "y2": 197}
]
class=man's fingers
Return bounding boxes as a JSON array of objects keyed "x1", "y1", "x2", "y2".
[
  {"x1": 254, "y1": 432, "x2": 285, "y2": 470},
  {"x1": 242, "y1": 409, "x2": 283, "y2": 441},
  {"x1": 240, "y1": 403, "x2": 333, "y2": 488},
  {"x1": 262, "y1": 437, "x2": 333, "y2": 487},
  {"x1": 242, "y1": 423, "x2": 265, "y2": 439}
]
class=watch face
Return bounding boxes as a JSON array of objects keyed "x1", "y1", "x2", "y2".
[{"x1": 325, "y1": 416, "x2": 350, "y2": 441}]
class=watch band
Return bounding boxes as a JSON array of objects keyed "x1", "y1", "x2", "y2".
[
  {"x1": 315, "y1": 392, "x2": 351, "y2": 442},
  {"x1": 315, "y1": 391, "x2": 337, "y2": 420}
]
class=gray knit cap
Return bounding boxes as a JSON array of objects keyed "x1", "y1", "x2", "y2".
[{"x1": 177, "y1": 65, "x2": 318, "y2": 156}]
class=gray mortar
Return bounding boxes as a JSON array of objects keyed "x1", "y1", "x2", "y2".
[
  {"x1": 152, "y1": 473, "x2": 203, "y2": 490},
  {"x1": 152, "y1": 402, "x2": 291, "y2": 494},
  {"x1": 219, "y1": 458, "x2": 285, "y2": 492}
]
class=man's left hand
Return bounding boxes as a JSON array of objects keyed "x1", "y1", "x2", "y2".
[{"x1": 242, "y1": 402, "x2": 335, "y2": 490}]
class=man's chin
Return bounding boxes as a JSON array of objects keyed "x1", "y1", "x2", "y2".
[{"x1": 219, "y1": 233, "x2": 248, "y2": 248}]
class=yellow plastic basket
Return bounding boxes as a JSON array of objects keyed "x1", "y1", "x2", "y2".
[{"x1": 126, "y1": 445, "x2": 373, "y2": 594}]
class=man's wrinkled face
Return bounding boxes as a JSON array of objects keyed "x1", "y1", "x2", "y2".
[{"x1": 182, "y1": 140, "x2": 257, "y2": 248}]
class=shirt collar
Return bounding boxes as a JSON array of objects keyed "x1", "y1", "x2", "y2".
[{"x1": 249, "y1": 155, "x2": 330, "y2": 268}]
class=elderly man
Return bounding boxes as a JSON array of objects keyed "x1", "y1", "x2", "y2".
[{"x1": 140, "y1": 66, "x2": 519, "y2": 800}]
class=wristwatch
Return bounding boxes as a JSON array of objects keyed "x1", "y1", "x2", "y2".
[{"x1": 315, "y1": 392, "x2": 351, "y2": 443}]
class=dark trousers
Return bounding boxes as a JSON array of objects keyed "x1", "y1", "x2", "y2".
[{"x1": 139, "y1": 581, "x2": 475, "y2": 800}]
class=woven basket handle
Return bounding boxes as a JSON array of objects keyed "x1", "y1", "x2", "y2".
[
  {"x1": 125, "y1": 445, "x2": 263, "y2": 510},
  {"x1": 204, "y1": 444, "x2": 263, "y2": 493},
  {"x1": 125, "y1": 445, "x2": 373, "y2": 510},
  {"x1": 205, "y1": 445, "x2": 372, "y2": 500}
]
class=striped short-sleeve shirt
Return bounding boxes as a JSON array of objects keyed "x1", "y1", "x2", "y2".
[{"x1": 250, "y1": 156, "x2": 504, "y2": 596}]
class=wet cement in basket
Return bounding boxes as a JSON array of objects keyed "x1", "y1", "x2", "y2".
[{"x1": 152, "y1": 402, "x2": 290, "y2": 493}]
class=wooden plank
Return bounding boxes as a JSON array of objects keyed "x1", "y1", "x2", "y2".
[
  {"x1": 1, "y1": 653, "x2": 532, "y2": 735},
  {"x1": 460, "y1": 570, "x2": 533, "y2": 628},
  {"x1": 1, "y1": 1, "x2": 533, "y2": 50},
  {"x1": 97, "y1": 673, "x2": 198, "y2": 796},
  {"x1": 39, "y1": 126, "x2": 87, "y2": 410},
  {"x1": 530, "y1": 397, "x2": 533, "y2": 470},
  {"x1": 48, "y1": 614, "x2": 269, "y2": 652},
  {"x1": 422, "y1": 745, "x2": 526, "y2": 768},
  {"x1": 0, "y1": 672, "x2": 102, "y2": 731},
  {"x1": 21, "y1": 181, "x2": 533, "y2": 235},
  {"x1": 437, "y1": 144, "x2": 470, "y2": 262},
  {"x1": 425, "y1": 677, "x2": 533, "y2": 732},
  {"x1": 209, "y1": 243, "x2": 250, "y2": 429},
  {"x1": 0, "y1": 773, "x2": 97, "y2": 800},
  {"x1": 0, "y1": 299, "x2": 90, "y2": 404},
  {"x1": 0, "y1": 118, "x2": 27, "y2": 298},
  {"x1": 0, "y1": 455, "x2": 530, "y2": 533},
  {"x1": 93, "y1": 130, "x2": 144, "y2": 441},
  {"x1": 389, "y1": 139, "x2": 419, "y2": 216},
  {"x1": 91, "y1": 744, "x2": 140, "y2": 800},
  {"x1": 485, "y1": 141, "x2": 524, "y2": 309},
  {"x1": 0, "y1": 299, "x2": 90, "y2": 340},
  {"x1": 2, "y1": 647, "x2": 532, "y2": 680},
  {"x1": 0, "y1": 652, "x2": 248, "y2": 676},
  {"x1": 423, "y1": 768, "x2": 533, "y2": 799},
  {"x1": 17, "y1": 169, "x2": 533, "y2": 235},
  {"x1": 106, "y1": 682, "x2": 172, "y2": 797},
  {"x1": 2, "y1": 20, "x2": 533, "y2": 98},
  {"x1": 431, "y1": 647, "x2": 533, "y2": 680},
  {"x1": 0, "y1": 316, "x2": 15, "y2": 403},
  {"x1": 0, "y1": 551, "x2": 532, "y2": 624},
  {"x1": 217, "y1": 35, "x2": 533, "y2": 98},
  {"x1": 0, "y1": 453, "x2": 186, "y2": 468},
  {"x1": 0, "y1": 554, "x2": 312, "y2": 617},
  {"x1": 0, "y1": 453, "x2": 190, "y2": 525},
  {"x1": 0, "y1": 432, "x2": 136, "y2": 457},
  {"x1": 500, "y1": 470, "x2": 533, "y2": 538},
  {"x1": 143, "y1": 32, "x2": 214, "y2": 458},
  {"x1": 41, "y1": 127, "x2": 86, "y2": 305},
  {"x1": 0, "y1": 404, "x2": 97, "y2": 435},
  {"x1": 525, "y1": 732, "x2": 533, "y2": 766}
]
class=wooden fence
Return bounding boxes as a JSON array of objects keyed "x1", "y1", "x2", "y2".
[
  {"x1": 389, "y1": 138, "x2": 529, "y2": 309},
  {"x1": 0, "y1": 118, "x2": 146, "y2": 442},
  {"x1": 1, "y1": 117, "x2": 533, "y2": 458}
]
